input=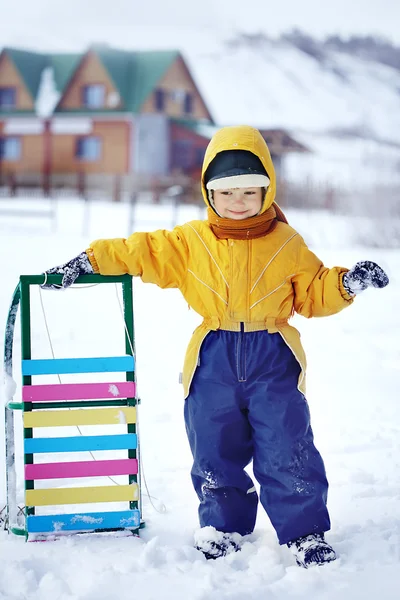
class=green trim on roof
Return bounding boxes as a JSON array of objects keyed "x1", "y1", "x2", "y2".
[
  {"x1": 1, "y1": 46, "x2": 213, "y2": 120},
  {"x1": 129, "y1": 50, "x2": 179, "y2": 112},
  {"x1": 0, "y1": 109, "x2": 36, "y2": 116},
  {"x1": 2, "y1": 47, "x2": 81, "y2": 101},
  {"x1": 49, "y1": 53, "x2": 82, "y2": 92},
  {"x1": 51, "y1": 109, "x2": 131, "y2": 116},
  {"x1": 94, "y1": 48, "x2": 179, "y2": 112},
  {"x1": 4, "y1": 48, "x2": 48, "y2": 99}
]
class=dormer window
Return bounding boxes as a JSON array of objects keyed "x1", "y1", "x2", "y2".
[
  {"x1": 0, "y1": 87, "x2": 16, "y2": 109},
  {"x1": 154, "y1": 88, "x2": 166, "y2": 112},
  {"x1": 183, "y1": 92, "x2": 193, "y2": 115},
  {"x1": 81, "y1": 84, "x2": 106, "y2": 109}
]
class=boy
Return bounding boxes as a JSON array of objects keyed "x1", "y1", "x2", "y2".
[{"x1": 43, "y1": 126, "x2": 388, "y2": 567}]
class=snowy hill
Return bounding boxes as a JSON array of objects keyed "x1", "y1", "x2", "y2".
[{"x1": 184, "y1": 33, "x2": 400, "y2": 186}]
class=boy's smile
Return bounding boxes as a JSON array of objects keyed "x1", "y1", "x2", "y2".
[{"x1": 213, "y1": 188, "x2": 263, "y2": 219}]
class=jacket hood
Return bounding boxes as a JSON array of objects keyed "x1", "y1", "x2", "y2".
[{"x1": 201, "y1": 126, "x2": 276, "y2": 214}]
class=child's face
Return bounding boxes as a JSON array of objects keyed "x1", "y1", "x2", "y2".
[{"x1": 213, "y1": 188, "x2": 263, "y2": 219}]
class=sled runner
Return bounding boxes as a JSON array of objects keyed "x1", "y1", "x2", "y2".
[{"x1": 3, "y1": 273, "x2": 142, "y2": 540}]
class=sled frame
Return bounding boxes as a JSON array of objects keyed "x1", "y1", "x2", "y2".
[{"x1": 3, "y1": 274, "x2": 142, "y2": 540}]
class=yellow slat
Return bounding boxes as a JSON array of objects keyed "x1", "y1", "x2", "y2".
[
  {"x1": 26, "y1": 484, "x2": 139, "y2": 506},
  {"x1": 23, "y1": 407, "x2": 136, "y2": 428}
]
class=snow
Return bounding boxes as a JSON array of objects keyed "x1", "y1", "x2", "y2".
[
  {"x1": 35, "y1": 68, "x2": 60, "y2": 120},
  {"x1": 183, "y1": 39, "x2": 400, "y2": 187},
  {"x1": 0, "y1": 197, "x2": 399, "y2": 599},
  {"x1": 187, "y1": 41, "x2": 400, "y2": 140},
  {"x1": 108, "y1": 384, "x2": 120, "y2": 397},
  {"x1": 2, "y1": 374, "x2": 17, "y2": 407},
  {"x1": 51, "y1": 118, "x2": 93, "y2": 135},
  {"x1": 3, "y1": 119, "x2": 44, "y2": 135}
]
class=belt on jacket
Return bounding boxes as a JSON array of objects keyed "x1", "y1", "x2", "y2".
[{"x1": 203, "y1": 317, "x2": 288, "y2": 333}]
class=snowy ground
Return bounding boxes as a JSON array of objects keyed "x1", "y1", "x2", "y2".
[{"x1": 0, "y1": 198, "x2": 399, "y2": 599}]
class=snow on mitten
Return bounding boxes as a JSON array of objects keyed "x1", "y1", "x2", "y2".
[
  {"x1": 342, "y1": 260, "x2": 389, "y2": 296},
  {"x1": 41, "y1": 251, "x2": 94, "y2": 290}
]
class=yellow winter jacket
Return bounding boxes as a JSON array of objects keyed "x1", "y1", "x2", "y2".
[{"x1": 87, "y1": 126, "x2": 353, "y2": 398}]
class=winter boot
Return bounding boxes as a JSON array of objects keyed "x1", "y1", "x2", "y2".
[
  {"x1": 194, "y1": 526, "x2": 242, "y2": 560},
  {"x1": 287, "y1": 533, "x2": 337, "y2": 568}
]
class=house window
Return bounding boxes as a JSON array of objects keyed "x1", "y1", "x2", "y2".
[
  {"x1": 170, "y1": 89, "x2": 185, "y2": 102},
  {"x1": 183, "y1": 92, "x2": 193, "y2": 115},
  {"x1": 75, "y1": 137, "x2": 102, "y2": 161},
  {"x1": 0, "y1": 137, "x2": 21, "y2": 160},
  {"x1": 82, "y1": 84, "x2": 106, "y2": 109},
  {"x1": 154, "y1": 88, "x2": 166, "y2": 112},
  {"x1": 0, "y1": 87, "x2": 16, "y2": 109}
]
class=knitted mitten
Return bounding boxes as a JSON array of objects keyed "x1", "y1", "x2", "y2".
[
  {"x1": 41, "y1": 251, "x2": 94, "y2": 290},
  {"x1": 342, "y1": 260, "x2": 389, "y2": 295}
]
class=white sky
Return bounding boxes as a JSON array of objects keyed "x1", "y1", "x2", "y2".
[{"x1": 1, "y1": 0, "x2": 399, "y2": 52}]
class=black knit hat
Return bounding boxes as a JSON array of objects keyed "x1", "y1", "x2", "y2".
[{"x1": 204, "y1": 150, "x2": 269, "y2": 186}]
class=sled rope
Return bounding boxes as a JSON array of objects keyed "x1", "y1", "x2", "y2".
[
  {"x1": 113, "y1": 285, "x2": 167, "y2": 515},
  {"x1": 37, "y1": 283, "x2": 166, "y2": 514}
]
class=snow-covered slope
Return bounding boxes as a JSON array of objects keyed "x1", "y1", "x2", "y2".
[
  {"x1": 187, "y1": 37, "x2": 400, "y2": 140},
  {"x1": 184, "y1": 35, "x2": 400, "y2": 186}
]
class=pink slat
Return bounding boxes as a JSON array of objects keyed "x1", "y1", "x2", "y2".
[
  {"x1": 25, "y1": 458, "x2": 138, "y2": 480},
  {"x1": 22, "y1": 381, "x2": 136, "y2": 402}
]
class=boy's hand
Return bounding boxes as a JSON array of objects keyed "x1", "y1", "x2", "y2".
[
  {"x1": 41, "y1": 251, "x2": 94, "y2": 290},
  {"x1": 342, "y1": 260, "x2": 389, "y2": 295}
]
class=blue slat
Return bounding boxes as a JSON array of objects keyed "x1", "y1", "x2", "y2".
[
  {"x1": 27, "y1": 509, "x2": 141, "y2": 533},
  {"x1": 24, "y1": 433, "x2": 137, "y2": 454},
  {"x1": 22, "y1": 356, "x2": 135, "y2": 376}
]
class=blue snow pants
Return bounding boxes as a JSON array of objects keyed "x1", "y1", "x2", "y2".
[{"x1": 184, "y1": 328, "x2": 330, "y2": 545}]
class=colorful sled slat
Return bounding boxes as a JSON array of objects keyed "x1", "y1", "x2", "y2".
[
  {"x1": 26, "y1": 483, "x2": 139, "y2": 506},
  {"x1": 24, "y1": 433, "x2": 137, "y2": 454},
  {"x1": 26, "y1": 509, "x2": 141, "y2": 533},
  {"x1": 22, "y1": 381, "x2": 136, "y2": 402},
  {"x1": 22, "y1": 356, "x2": 135, "y2": 376},
  {"x1": 25, "y1": 458, "x2": 138, "y2": 480},
  {"x1": 23, "y1": 406, "x2": 137, "y2": 428}
]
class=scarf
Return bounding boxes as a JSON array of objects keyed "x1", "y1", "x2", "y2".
[{"x1": 207, "y1": 202, "x2": 288, "y2": 240}]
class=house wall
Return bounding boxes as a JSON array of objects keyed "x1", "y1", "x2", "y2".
[
  {"x1": 170, "y1": 122, "x2": 208, "y2": 177},
  {"x1": 141, "y1": 56, "x2": 211, "y2": 120},
  {"x1": 59, "y1": 52, "x2": 122, "y2": 111},
  {"x1": 51, "y1": 120, "x2": 130, "y2": 174},
  {"x1": 0, "y1": 54, "x2": 34, "y2": 110},
  {"x1": 133, "y1": 114, "x2": 169, "y2": 176},
  {"x1": 0, "y1": 121, "x2": 44, "y2": 174}
]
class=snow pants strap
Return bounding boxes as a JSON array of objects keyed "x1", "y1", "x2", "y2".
[{"x1": 202, "y1": 317, "x2": 288, "y2": 333}]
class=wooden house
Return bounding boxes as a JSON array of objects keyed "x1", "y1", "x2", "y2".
[{"x1": 0, "y1": 44, "x2": 308, "y2": 188}]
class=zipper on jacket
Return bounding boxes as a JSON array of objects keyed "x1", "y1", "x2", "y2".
[{"x1": 237, "y1": 322, "x2": 246, "y2": 382}]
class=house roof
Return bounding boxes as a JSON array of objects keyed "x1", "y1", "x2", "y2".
[
  {"x1": 173, "y1": 119, "x2": 309, "y2": 155},
  {"x1": 128, "y1": 50, "x2": 180, "y2": 112},
  {"x1": 259, "y1": 129, "x2": 309, "y2": 154},
  {"x1": 90, "y1": 48, "x2": 180, "y2": 112},
  {"x1": 55, "y1": 47, "x2": 181, "y2": 113},
  {"x1": 1, "y1": 47, "x2": 82, "y2": 101},
  {"x1": 49, "y1": 53, "x2": 82, "y2": 92},
  {"x1": 3, "y1": 47, "x2": 48, "y2": 99},
  {"x1": 1, "y1": 45, "x2": 212, "y2": 120},
  {"x1": 172, "y1": 117, "x2": 218, "y2": 139}
]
